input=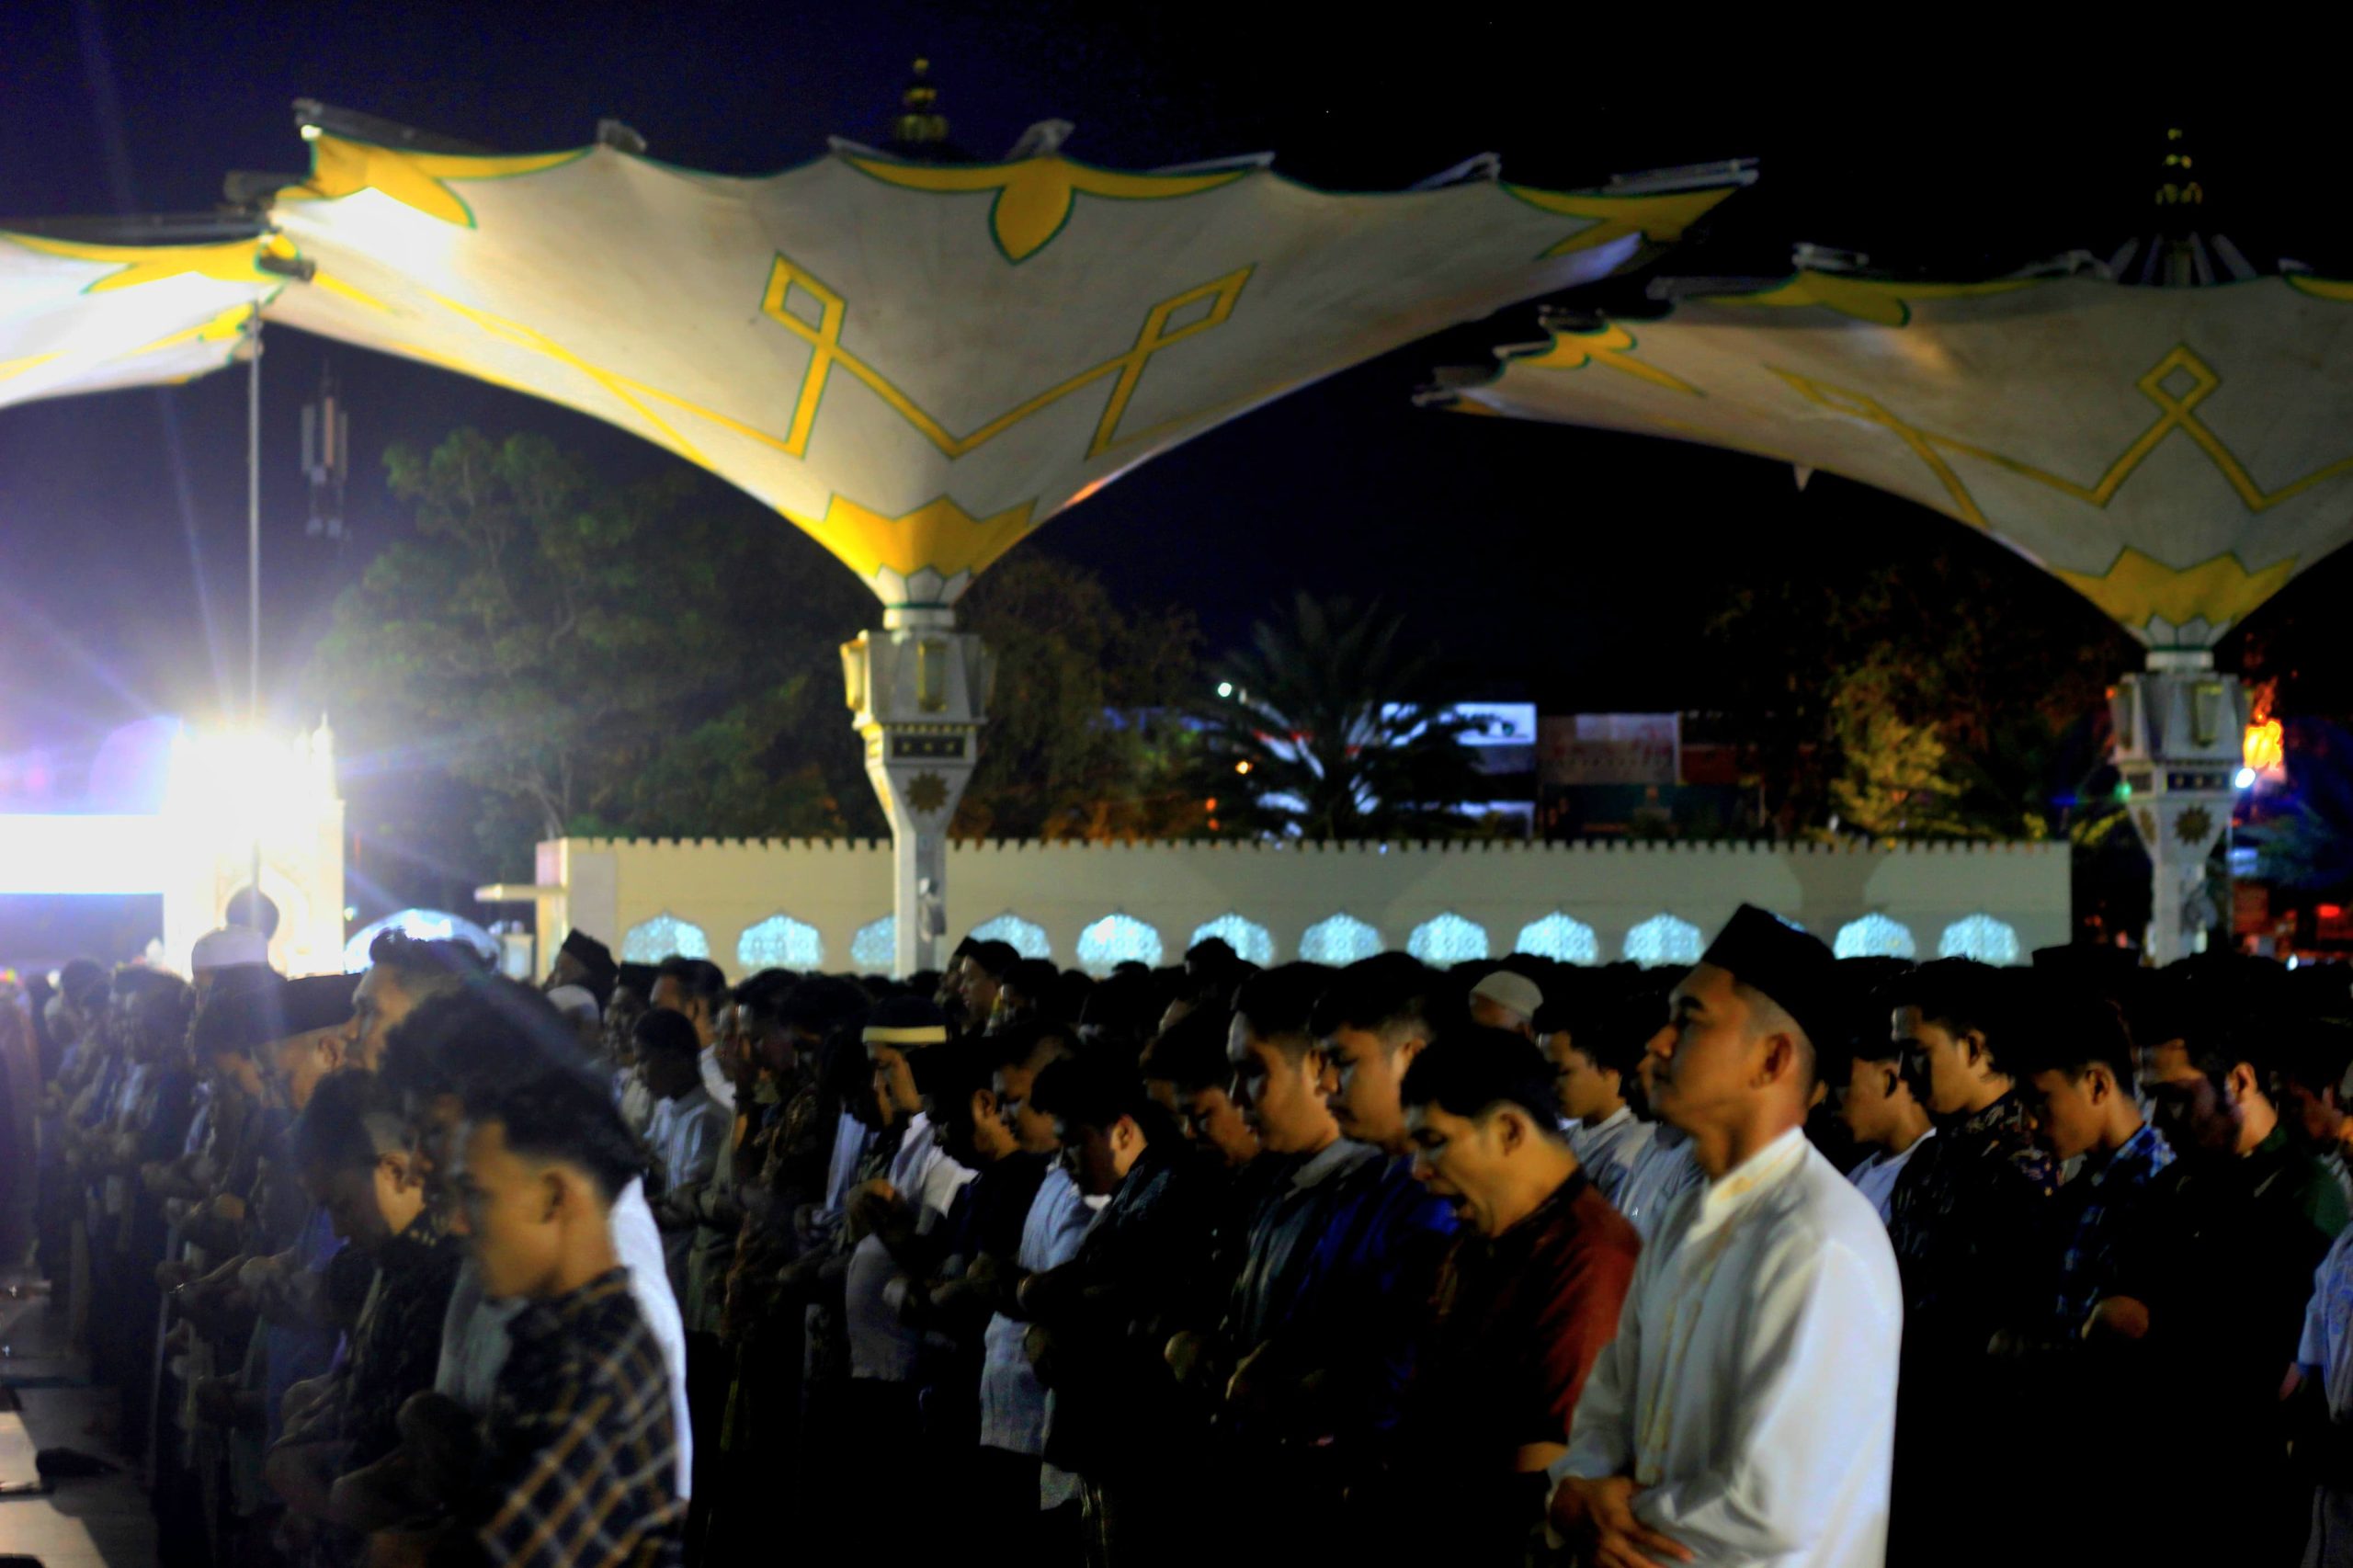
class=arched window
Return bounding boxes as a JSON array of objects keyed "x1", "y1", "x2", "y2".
[
  {"x1": 969, "y1": 914, "x2": 1052, "y2": 960},
  {"x1": 1189, "y1": 914, "x2": 1275, "y2": 966},
  {"x1": 1938, "y1": 914, "x2": 2021, "y2": 965},
  {"x1": 1075, "y1": 913, "x2": 1165, "y2": 975},
  {"x1": 1623, "y1": 914, "x2": 1703, "y2": 967},
  {"x1": 342, "y1": 909, "x2": 499, "y2": 974},
  {"x1": 1300, "y1": 914, "x2": 1382, "y2": 966},
  {"x1": 621, "y1": 912, "x2": 709, "y2": 963},
  {"x1": 1834, "y1": 914, "x2": 1917, "y2": 960},
  {"x1": 1515, "y1": 912, "x2": 1600, "y2": 966},
  {"x1": 1408, "y1": 912, "x2": 1490, "y2": 965},
  {"x1": 737, "y1": 914, "x2": 824, "y2": 971},
  {"x1": 850, "y1": 915, "x2": 896, "y2": 972}
]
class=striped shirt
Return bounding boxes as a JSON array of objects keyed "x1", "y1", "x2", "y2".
[{"x1": 476, "y1": 1268, "x2": 684, "y2": 1568}]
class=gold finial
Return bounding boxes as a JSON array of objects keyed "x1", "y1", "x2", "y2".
[
  {"x1": 892, "y1": 58, "x2": 949, "y2": 151},
  {"x1": 2156, "y1": 125, "x2": 2202, "y2": 209}
]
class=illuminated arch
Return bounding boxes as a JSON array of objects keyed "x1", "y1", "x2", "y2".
[
  {"x1": 737, "y1": 914, "x2": 824, "y2": 971},
  {"x1": 1834, "y1": 914, "x2": 1917, "y2": 960},
  {"x1": 1938, "y1": 914, "x2": 2022, "y2": 965},
  {"x1": 1623, "y1": 914, "x2": 1703, "y2": 967},
  {"x1": 969, "y1": 913, "x2": 1052, "y2": 960},
  {"x1": 621, "y1": 912, "x2": 708, "y2": 963},
  {"x1": 1515, "y1": 912, "x2": 1600, "y2": 965},
  {"x1": 1408, "y1": 912, "x2": 1491, "y2": 965},
  {"x1": 1075, "y1": 913, "x2": 1164, "y2": 975},
  {"x1": 1300, "y1": 914, "x2": 1382, "y2": 966},
  {"x1": 849, "y1": 915, "x2": 896, "y2": 971},
  {"x1": 1189, "y1": 913, "x2": 1275, "y2": 966}
]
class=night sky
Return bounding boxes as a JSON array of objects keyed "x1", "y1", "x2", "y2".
[{"x1": 1, "y1": 6, "x2": 2342, "y2": 794}]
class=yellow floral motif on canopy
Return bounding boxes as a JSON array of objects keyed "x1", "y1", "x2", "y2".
[
  {"x1": 1502, "y1": 186, "x2": 1741, "y2": 261},
  {"x1": 1714, "y1": 270, "x2": 2041, "y2": 326},
  {"x1": 811, "y1": 493, "x2": 1037, "y2": 585},
  {"x1": 2055, "y1": 548, "x2": 2295, "y2": 633},
  {"x1": 8, "y1": 233, "x2": 283, "y2": 293},
  {"x1": 1516, "y1": 324, "x2": 1700, "y2": 395},
  {"x1": 844, "y1": 155, "x2": 1248, "y2": 263},
  {"x1": 285, "y1": 133, "x2": 582, "y2": 228}
]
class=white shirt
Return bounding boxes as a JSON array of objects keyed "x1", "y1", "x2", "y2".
[
  {"x1": 980, "y1": 1166, "x2": 1095, "y2": 1457},
  {"x1": 1553, "y1": 1127, "x2": 1903, "y2": 1568},
  {"x1": 699, "y1": 1044, "x2": 737, "y2": 1114},
  {"x1": 846, "y1": 1113, "x2": 975, "y2": 1381},
  {"x1": 433, "y1": 1177, "x2": 695, "y2": 1498},
  {"x1": 1847, "y1": 1128, "x2": 1935, "y2": 1224},
  {"x1": 647, "y1": 1085, "x2": 729, "y2": 1288},
  {"x1": 1614, "y1": 1126, "x2": 1704, "y2": 1243},
  {"x1": 1569, "y1": 1106, "x2": 1658, "y2": 1206}
]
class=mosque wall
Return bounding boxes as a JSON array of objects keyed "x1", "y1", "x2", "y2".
[{"x1": 535, "y1": 835, "x2": 2071, "y2": 976}]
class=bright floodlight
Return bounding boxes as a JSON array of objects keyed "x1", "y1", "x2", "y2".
[{"x1": 2236, "y1": 767, "x2": 2258, "y2": 790}]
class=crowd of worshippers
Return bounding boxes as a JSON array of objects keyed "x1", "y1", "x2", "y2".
[{"x1": 20, "y1": 909, "x2": 2353, "y2": 1568}]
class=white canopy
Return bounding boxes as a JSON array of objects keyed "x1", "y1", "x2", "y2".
[
  {"x1": 1435, "y1": 269, "x2": 2353, "y2": 645},
  {"x1": 261, "y1": 119, "x2": 1735, "y2": 604},
  {"x1": 0, "y1": 229, "x2": 280, "y2": 411}
]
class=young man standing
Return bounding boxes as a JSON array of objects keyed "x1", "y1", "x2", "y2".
[
  {"x1": 1840, "y1": 1030, "x2": 1936, "y2": 1224},
  {"x1": 266, "y1": 1069, "x2": 466, "y2": 1528},
  {"x1": 639, "y1": 1010, "x2": 730, "y2": 1300},
  {"x1": 384, "y1": 1063, "x2": 683, "y2": 1568},
  {"x1": 2098, "y1": 1008, "x2": 2348, "y2": 1565},
  {"x1": 1548, "y1": 906, "x2": 1901, "y2": 1568},
  {"x1": 2012, "y1": 981, "x2": 2174, "y2": 1333},
  {"x1": 1220, "y1": 965, "x2": 1373, "y2": 1357},
  {"x1": 650, "y1": 957, "x2": 735, "y2": 1114},
  {"x1": 1545, "y1": 991, "x2": 1660, "y2": 1207},
  {"x1": 1398, "y1": 1028, "x2": 1640, "y2": 1562},
  {"x1": 978, "y1": 1020, "x2": 1092, "y2": 1548}
]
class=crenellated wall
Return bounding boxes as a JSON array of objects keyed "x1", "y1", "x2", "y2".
[{"x1": 530, "y1": 835, "x2": 2070, "y2": 975}]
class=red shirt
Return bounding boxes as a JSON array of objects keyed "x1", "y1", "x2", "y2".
[{"x1": 1415, "y1": 1167, "x2": 1641, "y2": 1460}]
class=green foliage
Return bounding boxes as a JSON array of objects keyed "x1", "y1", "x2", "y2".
[
  {"x1": 951, "y1": 553, "x2": 1206, "y2": 839},
  {"x1": 1195, "y1": 593, "x2": 1492, "y2": 841},
  {"x1": 312, "y1": 430, "x2": 877, "y2": 876},
  {"x1": 1707, "y1": 549, "x2": 2126, "y2": 842}
]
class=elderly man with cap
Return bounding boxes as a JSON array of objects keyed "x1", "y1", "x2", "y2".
[
  {"x1": 1548, "y1": 905, "x2": 1902, "y2": 1568},
  {"x1": 1469, "y1": 968, "x2": 1544, "y2": 1041}
]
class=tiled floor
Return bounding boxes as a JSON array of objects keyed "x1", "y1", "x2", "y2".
[{"x1": 0, "y1": 1274, "x2": 155, "y2": 1568}]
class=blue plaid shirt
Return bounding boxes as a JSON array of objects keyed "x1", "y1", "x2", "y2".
[{"x1": 2054, "y1": 1120, "x2": 2175, "y2": 1331}]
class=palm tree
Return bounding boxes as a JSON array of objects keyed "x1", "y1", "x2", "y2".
[{"x1": 1195, "y1": 594, "x2": 1491, "y2": 841}]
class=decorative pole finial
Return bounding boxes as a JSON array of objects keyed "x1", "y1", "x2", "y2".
[{"x1": 890, "y1": 58, "x2": 950, "y2": 155}]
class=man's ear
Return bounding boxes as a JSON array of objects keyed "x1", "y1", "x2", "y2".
[
  {"x1": 1394, "y1": 1037, "x2": 1427, "y2": 1073},
  {"x1": 2229, "y1": 1061, "x2": 2263, "y2": 1108}
]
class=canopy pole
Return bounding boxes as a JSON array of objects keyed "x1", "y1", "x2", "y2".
[
  {"x1": 841, "y1": 606, "x2": 991, "y2": 977},
  {"x1": 2111, "y1": 648, "x2": 2242, "y2": 962},
  {"x1": 247, "y1": 316, "x2": 265, "y2": 914}
]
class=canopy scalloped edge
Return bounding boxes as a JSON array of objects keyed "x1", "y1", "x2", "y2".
[
  {"x1": 262, "y1": 119, "x2": 1746, "y2": 604},
  {"x1": 1431, "y1": 269, "x2": 2353, "y2": 644}
]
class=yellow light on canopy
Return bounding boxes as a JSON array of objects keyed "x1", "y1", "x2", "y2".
[
  {"x1": 261, "y1": 119, "x2": 1738, "y2": 605},
  {"x1": 0, "y1": 230, "x2": 281, "y2": 412},
  {"x1": 1433, "y1": 271, "x2": 2353, "y2": 645}
]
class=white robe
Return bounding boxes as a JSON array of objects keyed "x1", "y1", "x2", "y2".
[{"x1": 1552, "y1": 1126, "x2": 1902, "y2": 1568}]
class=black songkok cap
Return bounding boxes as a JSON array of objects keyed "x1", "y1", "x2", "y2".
[
  {"x1": 283, "y1": 972, "x2": 359, "y2": 1036},
  {"x1": 562, "y1": 927, "x2": 619, "y2": 983},
  {"x1": 1700, "y1": 905, "x2": 1842, "y2": 1051}
]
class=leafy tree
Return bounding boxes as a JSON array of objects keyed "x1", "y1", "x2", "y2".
[
  {"x1": 1705, "y1": 547, "x2": 2125, "y2": 842},
  {"x1": 1195, "y1": 593, "x2": 1491, "y2": 841},
  {"x1": 312, "y1": 430, "x2": 877, "y2": 876},
  {"x1": 951, "y1": 553, "x2": 1204, "y2": 839}
]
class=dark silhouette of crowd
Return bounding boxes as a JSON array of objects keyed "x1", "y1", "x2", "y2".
[{"x1": 15, "y1": 913, "x2": 2353, "y2": 1568}]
